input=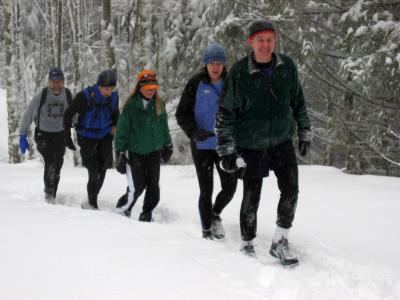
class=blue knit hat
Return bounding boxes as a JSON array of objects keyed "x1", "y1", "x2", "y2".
[{"x1": 202, "y1": 43, "x2": 226, "y2": 65}]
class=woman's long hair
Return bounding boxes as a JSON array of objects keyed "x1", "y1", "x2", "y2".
[{"x1": 126, "y1": 84, "x2": 164, "y2": 116}]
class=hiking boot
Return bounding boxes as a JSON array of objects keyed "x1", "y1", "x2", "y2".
[
  {"x1": 44, "y1": 192, "x2": 55, "y2": 204},
  {"x1": 138, "y1": 212, "x2": 153, "y2": 222},
  {"x1": 240, "y1": 241, "x2": 256, "y2": 257},
  {"x1": 116, "y1": 209, "x2": 131, "y2": 218},
  {"x1": 269, "y1": 237, "x2": 299, "y2": 266},
  {"x1": 202, "y1": 230, "x2": 213, "y2": 240},
  {"x1": 81, "y1": 201, "x2": 98, "y2": 210},
  {"x1": 211, "y1": 214, "x2": 225, "y2": 239}
]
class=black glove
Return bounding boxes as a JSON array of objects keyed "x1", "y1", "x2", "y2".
[
  {"x1": 65, "y1": 132, "x2": 76, "y2": 151},
  {"x1": 299, "y1": 141, "x2": 310, "y2": 157},
  {"x1": 160, "y1": 144, "x2": 173, "y2": 163},
  {"x1": 116, "y1": 152, "x2": 128, "y2": 174},
  {"x1": 192, "y1": 129, "x2": 215, "y2": 142},
  {"x1": 221, "y1": 153, "x2": 239, "y2": 173}
]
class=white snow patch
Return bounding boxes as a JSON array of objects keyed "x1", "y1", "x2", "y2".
[{"x1": 355, "y1": 25, "x2": 368, "y2": 37}]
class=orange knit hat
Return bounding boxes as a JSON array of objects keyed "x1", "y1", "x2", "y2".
[{"x1": 136, "y1": 70, "x2": 160, "y2": 90}]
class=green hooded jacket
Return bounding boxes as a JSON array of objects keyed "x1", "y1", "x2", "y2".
[
  {"x1": 114, "y1": 93, "x2": 171, "y2": 155},
  {"x1": 216, "y1": 53, "x2": 311, "y2": 156}
]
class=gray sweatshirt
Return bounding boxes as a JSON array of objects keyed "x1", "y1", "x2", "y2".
[{"x1": 19, "y1": 88, "x2": 70, "y2": 135}]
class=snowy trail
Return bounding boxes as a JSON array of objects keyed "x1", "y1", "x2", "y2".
[{"x1": 1, "y1": 161, "x2": 399, "y2": 299}]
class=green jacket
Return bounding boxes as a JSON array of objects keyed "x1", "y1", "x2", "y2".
[
  {"x1": 216, "y1": 53, "x2": 311, "y2": 155},
  {"x1": 114, "y1": 93, "x2": 171, "y2": 155}
]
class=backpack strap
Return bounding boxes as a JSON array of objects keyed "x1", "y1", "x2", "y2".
[{"x1": 37, "y1": 88, "x2": 48, "y2": 130}]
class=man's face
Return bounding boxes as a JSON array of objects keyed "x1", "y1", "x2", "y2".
[
  {"x1": 48, "y1": 80, "x2": 64, "y2": 95},
  {"x1": 98, "y1": 86, "x2": 115, "y2": 97},
  {"x1": 206, "y1": 62, "x2": 225, "y2": 83},
  {"x1": 249, "y1": 31, "x2": 276, "y2": 63}
]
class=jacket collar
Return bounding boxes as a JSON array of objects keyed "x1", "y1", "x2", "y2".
[
  {"x1": 200, "y1": 67, "x2": 227, "y2": 84},
  {"x1": 131, "y1": 93, "x2": 154, "y2": 111},
  {"x1": 248, "y1": 52, "x2": 283, "y2": 75}
]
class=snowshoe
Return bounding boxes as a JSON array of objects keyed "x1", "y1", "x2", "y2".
[
  {"x1": 138, "y1": 212, "x2": 153, "y2": 222},
  {"x1": 211, "y1": 214, "x2": 225, "y2": 239},
  {"x1": 81, "y1": 201, "x2": 98, "y2": 210},
  {"x1": 44, "y1": 192, "x2": 55, "y2": 204},
  {"x1": 269, "y1": 237, "x2": 299, "y2": 267},
  {"x1": 240, "y1": 241, "x2": 256, "y2": 257},
  {"x1": 117, "y1": 209, "x2": 131, "y2": 218},
  {"x1": 202, "y1": 230, "x2": 213, "y2": 240}
]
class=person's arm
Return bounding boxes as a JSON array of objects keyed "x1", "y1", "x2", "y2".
[
  {"x1": 19, "y1": 94, "x2": 40, "y2": 135},
  {"x1": 111, "y1": 93, "x2": 120, "y2": 135},
  {"x1": 289, "y1": 60, "x2": 312, "y2": 142},
  {"x1": 114, "y1": 102, "x2": 130, "y2": 152},
  {"x1": 216, "y1": 72, "x2": 239, "y2": 157},
  {"x1": 175, "y1": 76, "x2": 200, "y2": 140},
  {"x1": 63, "y1": 91, "x2": 87, "y2": 130},
  {"x1": 162, "y1": 104, "x2": 172, "y2": 146}
]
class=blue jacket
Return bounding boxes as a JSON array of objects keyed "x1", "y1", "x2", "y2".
[
  {"x1": 194, "y1": 81, "x2": 223, "y2": 149},
  {"x1": 176, "y1": 69, "x2": 227, "y2": 150},
  {"x1": 64, "y1": 84, "x2": 119, "y2": 140}
]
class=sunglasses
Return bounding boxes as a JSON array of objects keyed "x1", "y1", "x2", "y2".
[{"x1": 140, "y1": 73, "x2": 157, "y2": 81}]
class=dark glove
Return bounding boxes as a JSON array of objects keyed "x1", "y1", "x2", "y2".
[
  {"x1": 221, "y1": 153, "x2": 239, "y2": 173},
  {"x1": 116, "y1": 152, "x2": 128, "y2": 174},
  {"x1": 193, "y1": 129, "x2": 215, "y2": 142},
  {"x1": 65, "y1": 134, "x2": 76, "y2": 151},
  {"x1": 160, "y1": 144, "x2": 173, "y2": 163},
  {"x1": 19, "y1": 135, "x2": 29, "y2": 154},
  {"x1": 299, "y1": 141, "x2": 310, "y2": 157}
]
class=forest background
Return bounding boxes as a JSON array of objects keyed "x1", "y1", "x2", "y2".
[{"x1": 0, "y1": 0, "x2": 399, "y2": 176}]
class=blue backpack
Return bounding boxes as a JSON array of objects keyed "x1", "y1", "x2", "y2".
[{"x1": 77, "y1": 84, "x2": 119, "y2": 139}]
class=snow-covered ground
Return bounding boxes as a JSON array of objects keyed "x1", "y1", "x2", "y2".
[
  {"x1": 1, "y1": 88, "x2": 400, "y2": 299},
  {"x1": 1, "y1": 162, "x2": 400, "y2": 300}
]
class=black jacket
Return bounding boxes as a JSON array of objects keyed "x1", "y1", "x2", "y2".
[{"x1": 175, "y1": 68, "x2": 227, "y2": 140}]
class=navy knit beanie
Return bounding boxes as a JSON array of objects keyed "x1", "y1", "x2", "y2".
[
  {"x1": 97, "y1": 69, "x2": 117, "y2": 87},
  {"x1": 202, "y1": 43, "x2": 226, "y2": 65}
]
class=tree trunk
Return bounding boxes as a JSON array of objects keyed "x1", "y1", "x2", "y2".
[
  {"x1": 102, "y1": 0, "x2": 116, "y2": 70},
  {"x1": 57, "y1": 0, "x2": 62, "y2": 67}
]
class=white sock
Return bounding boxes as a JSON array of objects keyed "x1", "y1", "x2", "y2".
[{"x1": 273, "y1": 226, "x2": 290, "y2": 242}]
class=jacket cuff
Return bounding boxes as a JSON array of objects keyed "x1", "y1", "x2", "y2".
[{"x1": 298, "y1": 129, "x2": 312, "y2": 142}]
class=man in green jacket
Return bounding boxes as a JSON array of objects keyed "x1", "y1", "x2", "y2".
[{"x1": 216, "y1": 20, "x2": 312, "y2": 266}]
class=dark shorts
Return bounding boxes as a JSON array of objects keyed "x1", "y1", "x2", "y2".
[
  {"x1": 34, "y1": 128, "x2": 66, "y2": 157},
  {"x1": 239, "y1": 141, "x2": 297, "y2": 179}
]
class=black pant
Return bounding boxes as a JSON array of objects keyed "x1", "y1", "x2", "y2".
[
  {"x1": 240, "y1": 141, "x2": 299, "y2": 241},
  {"x1": 191, "y1": 145, "x2": 238, "y2": 230},
  {"x1": 118, "y1": 151, "x2": 161, "y2": 221},
  {"x1": 78, "y1": 134, "x2": 113, "y2": 207},
  {"x1": 35, "y1": 129, "x2": 66, "y2": 198}
]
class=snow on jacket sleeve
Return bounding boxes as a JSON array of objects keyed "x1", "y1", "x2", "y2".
[{"x1": 19, "y1": 93, "x2": 41, "y2": 135}]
